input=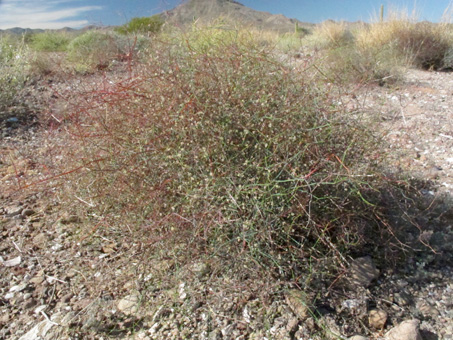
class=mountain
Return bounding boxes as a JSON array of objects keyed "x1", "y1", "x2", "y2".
[
  {"x1": 0, "y1": 27, "x2": 45, "y2": 35},
  {"x1": 0, "y1": 25, "x2": 110, "y2": 36},
  {"x1": 162, "y1": 0, "x2": 312, "y2": 33}
]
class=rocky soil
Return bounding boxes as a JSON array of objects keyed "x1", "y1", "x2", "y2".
[{"x1": 1, "y1": 68, "x2": 452, "y2": 340}]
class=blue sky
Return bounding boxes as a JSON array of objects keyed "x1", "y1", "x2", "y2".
[{"x1": 0, "y1": 0, "x2": 452, "y2": 29}]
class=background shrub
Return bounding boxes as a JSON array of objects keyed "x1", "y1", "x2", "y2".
[
  {"x1": 29, "y1": 31, "x2": 71, "y2": 52},
  {"x1": 0, "y1": 36, "x2": 30, "y2": 113},
  {"x1": 115, "y1": 15, "x2": 164, "y2": 35},
  {"x1": 66, "y1": 31, "x2": 125, "y2": 71}
]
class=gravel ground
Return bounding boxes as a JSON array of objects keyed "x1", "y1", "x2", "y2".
[{"x1": 1, "y1": 67, "x2": 452, "y2": 340}]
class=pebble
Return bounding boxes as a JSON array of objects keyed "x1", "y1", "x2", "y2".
[
  {"x1": 394, "y1": 291, "x2": 412, "y2": 306},
  {"x1": 21, "y1": 208, "x2": 36, "y2": 217},
  {"x1": 9, "y1": 283, "x2": 27, "y2": 293},
  {"x1": 285, "y1": 289, "x2": 311, "y2": 320},
  {"x1": 348, "y1": 256, "x2": 379, "y2": 288},
  {"x1": 368, "y1": 309, "x2": 387, "y2": 329},
  {"x1": 349, "y1": 336, "x2": 369, "y2": 340},
  {"x1": 117, "y1": 292, "x2": 141, "y2": 315},
  {"x1": 417, "y1": 300, "x2": 440, "y2": 317},
  {"x1": 385, "y1": 319, "x2": 422, "y2": 340}
]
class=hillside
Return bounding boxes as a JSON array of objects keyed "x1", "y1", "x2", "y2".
[{"x1": 162, "y1": 0, "x2": 313, "y2": 32}]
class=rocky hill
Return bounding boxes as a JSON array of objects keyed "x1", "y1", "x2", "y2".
[{"x1": 162, "y1": 0, "x2": 313, "y2": 32}]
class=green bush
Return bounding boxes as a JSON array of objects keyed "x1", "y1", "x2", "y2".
[
  {"x1": 0, "y1": 36, "x2": 30, "y2": 112},
  {"x1": 30, "y1": 31, "x2": 71, "y2": 52},
  {"x1": 115, "y1": 15, "x2": 164, "y2": 35},
  {"x1": 66, "y1": 31, "x2": 124, "y2": 71}
]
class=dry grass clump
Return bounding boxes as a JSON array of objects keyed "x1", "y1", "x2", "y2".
[
  {"x1": 308, "y1": 21, "x2": 354, "y2": 49},
  {"x1": 48, "y1": 26, "x2": 418, "y2": 286},
  {"x1": 305, "y1": 7, "x2": 453, "y2": 85},
  {"x1": 356, "y1": 8, "x2": 453, "y2": 70}
]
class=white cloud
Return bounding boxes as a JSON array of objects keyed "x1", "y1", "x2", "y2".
[{"x1": 0, "y1": 0, "x2": 103, "y2": 29}]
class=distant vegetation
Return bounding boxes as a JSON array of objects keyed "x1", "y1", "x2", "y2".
[
  {"x1": 29, "y1": 31, "x2": 71, "y2": 52},
  {"x1": 114, "y1": 15, "x2": 165, "y2": 35},
  {"x1": 0, "y1": 35, "x2": 30, "y2": 112}
]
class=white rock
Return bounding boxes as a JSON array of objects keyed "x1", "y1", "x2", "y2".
[
  {"x1": 34, "y1": 305, "x2": 47, "y2": 314},
  {"x1": 349, "y1": 336, "x2": 369, "y2": 340},
  {"x1": 18, "y1": 313, "x2": 63, "y2": 340},
  {"x1": 5, "y1": 292, "x2": 14, "y2": 300},
  {"x1": 243, "y1": 306, "x2": 251, "y2": 323},
  {"x1": 10, "y1": 283, "x2": 27, "y2": 293},
  {"x1": 385, "y1": 319, "x2": 422, "y2": 340},
  {"x1": 342, "y1": 299, "x2": 361, "y2": 310},
  {"x1": 3, "y1": 256, "x2": 21, "y2": 267},
  {"x1": 117, "y1": 292, "x2": 141, "y2": 315}
]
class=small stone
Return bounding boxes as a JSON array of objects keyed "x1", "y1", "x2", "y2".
[
  {"x1": 5, "y1": 206, "x2": 23, "y2": 217},
  {"x1": 17, "y1": 315, "x2": 57, "y2": 340},
  {"x1": 318, "y1": 315, "x2": 342, "y2": 340},
  {"x1": 3, "y1": 256, "x2": 21, "y2": 267},
  {"x1": 5, "y1": 292, "x2": 14, "y2": 300},
  {"x1": 6, "y1": 117, "x2": 19, "y2": 123},
  {"x1": 369, "y1": 309, "x2": 387, "y2": 329},
  {"x1": 148, "y1": 322, "x2": 161, "y2": 335},
  {"x1": 286, "y1": 317, "x2": 299, "y2": 333},
  {"x1": 349, "y1": 336, "x2": 369, "y2": 340},
  {"x1": 417, "y1": 301, "x2": 440, "y2": 317},
  {"x1": 208, "y1": 329, "x2": 222, "y2": 340},
  {"x1": 32, "y1": 233, "x2": 47, "y2": 247},
  {"x1": 21, "y1": 208, "x2": 36, "y2": 217},
  {"x1": 9, "y1": 283, "x2": 27, "y2": 293},
  {"x1": 152, "y1": 306, "x2": 172, "y2": 322},
  {"x1": 191, "y1": 262, "x2": 211, "y2": 279},
  {"x1": 30, "y1": 274, "x2": 45, "y2": 285},
  {"x1": 23, "y1": 298, "x2": 38, "y2": 309},
  {"x1": 285, "y1": 289, "x2": 311, "y2": 320},
  {"x1": 394, "y1": 292, "x2": 412, "y2": 306},
  {"x1": 61, "y1": 293, "x2": 73, "y2": 303},
  {"x1": 385, "y1": 319, "x2": 422, "y2": 340},
  {"x1": 60, "y1": 215, "x2": 81, "y2": 224},
  {"x1": 117, "y1": 292, "x2": 141, "y2": 315},
  {"x1": 0, "y1": 312, "x2": 10, "y2": 323},
  {"x1": 348, "y1": 256, "x2": 379, "y2": 288},
  {"x1": 426, "y1": 165, "x2": 442, "y2": 180},
  {"x1": 34, "y1": 305, "x2": 47, "y2": 314},
  {"x1": 102, "y1": 243, "x2": 117, "y2": 254}
]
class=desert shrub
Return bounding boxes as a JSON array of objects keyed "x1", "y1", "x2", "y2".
[
  {"x1": 115, "y1": 15, "x2": 164, "y2": 35},
  {"x1": 29, "y1": 31, "x2": 71, "y2": 52},
  {"x1": 52, "y1": 29, "x2": 416, "y2": 286},
  {"x1": 66, "y1": 31, "x2": 125, "y2": 72},
  {"x1": 0, "y1": 36, "x2": 30, "y2": 112},
  {"x1": 28, "y1": 52, "x2": 68, "y2": 76}
]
